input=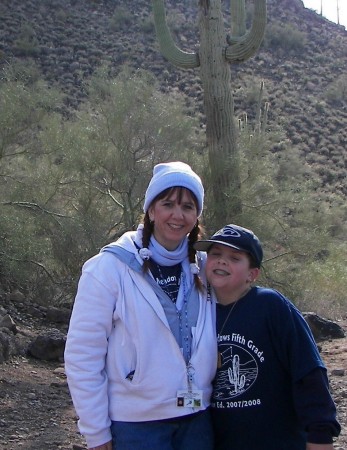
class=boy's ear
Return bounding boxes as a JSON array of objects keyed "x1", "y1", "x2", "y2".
[{"x1": 249, "y1": 267, "x2": 260, "y2": 283}]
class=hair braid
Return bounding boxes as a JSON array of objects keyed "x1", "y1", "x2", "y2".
[
  {"x1": 188, "y1": 219, "x2": 205, "y2": 291},
  {"x1": 142, "y1": 213, "x2": 154, "y2": 273}
]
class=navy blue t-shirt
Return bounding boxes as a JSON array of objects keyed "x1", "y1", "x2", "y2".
[
  {"x1": 149, "y1": 261, "x2": 181, "y2": 303},
  {"x1": 212, "y1": 286, "x2": 326, "y2": 450}
]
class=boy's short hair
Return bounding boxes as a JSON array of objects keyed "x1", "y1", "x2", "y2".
[{"x1": 194, "y1": 224, "x2": 263, "y2": 268}]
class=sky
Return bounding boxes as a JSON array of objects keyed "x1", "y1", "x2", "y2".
[{"x1": 303, "y1": 0, "x2": 347, "y2": 28}]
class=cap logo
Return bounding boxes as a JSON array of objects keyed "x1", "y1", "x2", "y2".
[{"x1": 215, "y1": 225, "x2": 241, "y2": 238}]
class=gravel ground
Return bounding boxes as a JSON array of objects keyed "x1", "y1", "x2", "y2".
[{"x1": 0, "y1": 322, "x2": 346, "y2": 450}]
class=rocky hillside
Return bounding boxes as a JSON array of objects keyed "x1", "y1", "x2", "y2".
[{"x1": 0, "y1": 0, "x2": 346, "y2": 201}]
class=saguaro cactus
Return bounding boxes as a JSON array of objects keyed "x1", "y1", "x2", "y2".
[{"x1": 152, "y1": 0, "x2": 266, "y2": 225}]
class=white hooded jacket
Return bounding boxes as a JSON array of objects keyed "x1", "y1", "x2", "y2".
[{"x1": 64, "y1": 230, "x2": 217, "y2": 448}]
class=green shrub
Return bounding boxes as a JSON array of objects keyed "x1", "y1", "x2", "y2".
[
  {"x1": 294, "y1": 243, "x2": 347, "y2": 319},
  {"x1": 1, "y1": 59, "x2": 41, "y2": 85},
  {"x1": 140, "y1": 16, "x2": 155, "y2": 34},
  {"x1": 109, "y1": 7, "x2": 132, "y2": 31},
  {"x1": 325, "y1": 75, "x2": 347, "y2": 105},
  {"x1": 12, "y1": 22, "x2": 39, "y2": 57},
  {"x1": 264, "y1": 22, "x2": 307, "y2": 52}
]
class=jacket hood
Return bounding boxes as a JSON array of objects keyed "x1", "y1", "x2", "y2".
[{"x1": 101, "y1": 225, "x2": 144, "y2": 269}]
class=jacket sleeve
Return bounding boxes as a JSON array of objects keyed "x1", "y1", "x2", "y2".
[
  {"x1": 64, "y1": 256, "x2": 118, "y2": 448},
  {"x1": 292, "y1": 367, "x2": 341, "y2": 444}
]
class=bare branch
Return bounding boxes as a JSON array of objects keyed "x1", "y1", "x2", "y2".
[
  {"x1": 2, "y1": 201, "x2": 71, "y2": 218},
  {"x1": 0, "y1": 252, "x2": 69, "y2": 285}
]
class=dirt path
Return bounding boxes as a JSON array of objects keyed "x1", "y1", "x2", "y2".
[
  {"x1": 0, "y1": 331, "x2": 346, "y2": 450},
  {"x1": 0, "y1": 358, "x2": 85, "y2": 450},
  {"x1": 320, "y1": 332, "x2": 347, "y2": 450}
]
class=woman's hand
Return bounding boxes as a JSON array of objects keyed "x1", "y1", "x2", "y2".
[{"x1": 89, "y1": 440, "x2": 112, "y2": 450}]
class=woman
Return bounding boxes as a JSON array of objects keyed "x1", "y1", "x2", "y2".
[{"x1": 64, "y1": 161, "x2": 217, "y2": 450}]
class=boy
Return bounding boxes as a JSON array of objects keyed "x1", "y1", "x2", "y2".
[{"x1": 194, "y1": 224, "x2": 341, "y2": 450}]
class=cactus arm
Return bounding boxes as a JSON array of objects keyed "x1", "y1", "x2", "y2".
[
  {"x1": 152, "y1": 0, "x2": 200, "y2": 69},
  {"x1": 255, "y1": 80, "x2": 265, "y2": 130},
  {"x1": 230, "y1": 0, "x2": 246, "y2": 38},
  {"x1": 225, "y1": 0, "x2": 267, "y2": 63}
]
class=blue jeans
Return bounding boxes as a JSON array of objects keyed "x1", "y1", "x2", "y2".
[{"x1": 110, "y1": 409, "x2": 213, "y2": 450}]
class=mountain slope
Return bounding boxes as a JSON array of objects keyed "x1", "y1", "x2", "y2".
[{"x1": 0, "y1": 0, "x2": 346, "y2": 199}]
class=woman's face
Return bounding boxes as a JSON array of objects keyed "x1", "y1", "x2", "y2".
[{"x1": 149, "y1": 188, "x2": 198, "y2": 250}]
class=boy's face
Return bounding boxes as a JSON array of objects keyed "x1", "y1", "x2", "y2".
[{"x1": 206, "y1": 244, "x2": 259, "y2": 303}]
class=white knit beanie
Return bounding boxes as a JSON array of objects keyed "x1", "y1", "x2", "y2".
[{"x1": 143, "y1": 161, "x2": 204, "y2": 216}]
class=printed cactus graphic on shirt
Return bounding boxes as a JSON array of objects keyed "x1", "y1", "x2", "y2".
[
  {"x1": 228, "y1": 354, "x2": 246, "y2": 393},
  {"x1": 213, "y1": 344, "x2": 258, "y2": 400}
]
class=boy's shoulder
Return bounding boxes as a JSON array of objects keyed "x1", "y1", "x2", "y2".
[
  {"x1": 253, "y1": 286, "x2": 295, "y2": 309},
  {"x1": 254, "y1": 286, "x2": 285, "y2": 300}
]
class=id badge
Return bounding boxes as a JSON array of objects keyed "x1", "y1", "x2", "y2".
[{"x1": 176, "y1": 390, "x2": 203, "y2": 408}]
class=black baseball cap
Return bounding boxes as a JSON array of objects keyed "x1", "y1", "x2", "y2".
[{"x1": 194, "y1": 224, "x2": 263, "y2": 267}]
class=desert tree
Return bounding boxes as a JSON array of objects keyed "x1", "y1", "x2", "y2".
[
  {"x1": 0, "y1": 61, "x2": 62, "y2": 295},
  {"x1": 1, "y1": 63, "x2": 204, "y2": 300},
  {"x1": 34, "y1": 66, "x2": 205, "y2": 294}
]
